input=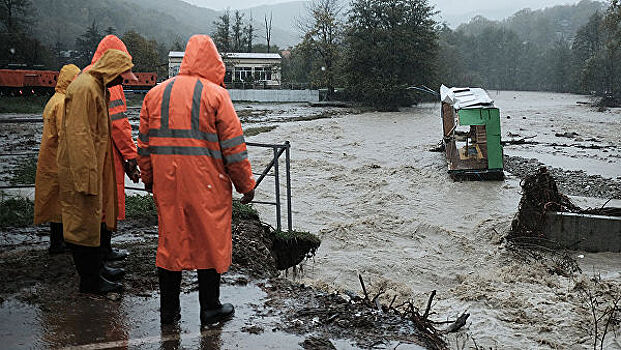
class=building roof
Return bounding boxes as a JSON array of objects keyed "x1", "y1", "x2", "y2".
[
  {"x1": 168, "y1": 51, "x2": 282, "y2": 60},
  {"x1": 440, "y1": 85, "x2": 495, "y2": 110}
]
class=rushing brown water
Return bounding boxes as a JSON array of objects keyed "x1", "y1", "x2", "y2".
[{"x1": 247, "y1": 91, "x2": 621, "y2": 349}]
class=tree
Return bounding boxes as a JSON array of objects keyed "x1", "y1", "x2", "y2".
[
  {"x1": 75, "y1": 20, "x2": 103, "y2": 68},
  {"x1": 122, "y1": 30, "x2": 162, "y2": 73},
  {"x1": 298, "y1": 0, "x2": 344, "y2": 99},
  {"x1": 213, "y1": 10, "x2": 231, "y2": 52},
  {"x1": 0, "y1": 0, "x2": 51, "y2": 68},
  {"x1": 105, "y1": 26, "x2": 116, "y2": 35},
  {"x1": 244, "y1": 11, "x2": 255, "y2": 52},
  {"x1": 231, "y1": 10, "x2": 244, "y2": 52},
  {"x1": 343, "y1": 0, "x2": 439, "y2": 110},
  {"x1": 170, "y1": 36, "x2": 185, "y2": 51},
  {"x1": 0, "y1": 0, "x2": 33, "y2": 33},
  {"x1": 574, "y1": 1, "x2": 621, "y2": 105},
  {"x1": 281, "y1": 44, "x2": 313, "y2": 84},
  {"x1": 264, "y1": 12, "x2": 272, "y2": 53}
]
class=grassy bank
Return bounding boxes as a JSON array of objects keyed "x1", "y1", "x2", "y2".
[
  {"x1": 10, "y1": 157, "x2": 37, "y2": 185},
  {"x1": 0, "y1": 195, "x2": 34, "y2": 228},
  {"x1": 0, "y1": 96, "x2": 48, "y2": 114}
]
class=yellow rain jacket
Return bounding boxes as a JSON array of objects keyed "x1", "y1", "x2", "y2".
[
  {"x1": 57, "y1": 50, "x2": 133, "y2": 247},
  {"x1": 34, "y1": 64, "x2": 80, "y2": 224}
]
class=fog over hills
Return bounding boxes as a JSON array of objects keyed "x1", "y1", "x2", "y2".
[
  {"x1": 28, "y1": 0, "x2": 602, "y2": 51},
  {"x1": 184, "y1": 0, "x2": 591, "y2": 27}
]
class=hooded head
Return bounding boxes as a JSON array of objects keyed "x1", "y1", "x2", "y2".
[
  {"x1": 55, "y1": 64, "x2": 80, "y2": 94},
  {"x1": 88, "y1": 49, "x2": 134, "y2": 87},
  {"x1": 179, "y1": 35, "x2": 225, "y2": 85},
  {"x1": 91, "y1": 35, "x2": 132, "y2": 65}
]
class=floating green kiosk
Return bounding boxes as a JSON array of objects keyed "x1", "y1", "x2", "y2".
[{"x1": 439, "y1": 85, "x2": 504, "y2": 180}]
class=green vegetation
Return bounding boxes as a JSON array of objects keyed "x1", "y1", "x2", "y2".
[
  {"x1": 285, "y1": 0, "x2": 439, "y2": 110},
  {"x1": 232, "y1": 200, "x2": 259, "y2": 221},
  {"x1": 0, "y1": 96, "x2": 47, "y2": 114},
  {"x1": 125, "y1": 194, "x2": 158, "y2": 221},
  {"x1": 345, "y1": 0, "x2": 438, "y2": 110},
  {"x1": 10, "y1": 157, "x2": 37, "y2": 185},
  {"x1": 125, "y1": 93, "x2": 146, "y2": 107},
  {"x1": 438, "y1": 0, "x2": 620, "y2": 105},
  {"x1": 0, "y1": 194, "x2": 34, "y2": 228},
  {"x1": 244, "y1": 125, "x2": 277, "y2": 137},
  {"x1": 270, "y1": 229, "x2": 321, "y2": 270},
  {"x1": 272, "y1": 229, "x2": 321, "y2": 245}
]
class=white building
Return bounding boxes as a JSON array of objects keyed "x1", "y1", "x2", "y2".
[{"x1": 168, "y1": 51, "x2": 282, "y2": 86}]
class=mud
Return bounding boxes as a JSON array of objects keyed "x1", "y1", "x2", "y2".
[
  {"x1": 504, "y1": 155, "x2": 621, "y2": 199},
  {"x1": 1, "y1": 214, "x2": 434, "y2": 349}
]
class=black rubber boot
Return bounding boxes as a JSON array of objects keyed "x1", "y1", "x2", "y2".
[
  {"x1": 68, "y1": 243, "x2": 123, "y2": 295},
  {"x1": 198, "y1": 269, "x2": 234, "y2": 325},
  {"x1": 48, "y1": 222, "x2": 65, "y2": 254},
  {"x1": 100, "y1": 224, "x2": 128, "y2": 261},
  {"x1": 158, "y1": 268, "x2": 182, "y2": 325},
  {"x1": 101, "y1": 263, "x2": 125, "y2": 281}
]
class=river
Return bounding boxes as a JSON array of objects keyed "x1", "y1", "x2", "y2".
[{"x1": 246, "y1": 91, "x2": 621, "y2": 349}]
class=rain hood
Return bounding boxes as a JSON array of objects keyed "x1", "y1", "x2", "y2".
[{"x1": 178, "y1": 35, "x2": 225, "y2": 85}]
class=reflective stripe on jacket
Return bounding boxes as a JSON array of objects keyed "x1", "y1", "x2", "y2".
[{"x1": 138, "y1": 35, "x2": 255, "y2": 272}]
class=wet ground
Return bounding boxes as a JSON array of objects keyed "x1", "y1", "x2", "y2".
[
  {"x1": 0, "y1": 217, "x2": 431, "y2": 350},
  {"x1": 1, "y1": 91, "x2": 620, "y2": 349}
]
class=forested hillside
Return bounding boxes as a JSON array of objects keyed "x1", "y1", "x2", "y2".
[
  {"x1": 456, "y1": 0, "x2": 605, "y2": 46},
  {"x1": 28, "y1": 0, "x2": 297, "y2": 51},
  {"x1": 437, "y1": 0, "x2": 610, "y2": 93}
]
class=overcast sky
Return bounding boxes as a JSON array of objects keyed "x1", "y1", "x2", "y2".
[{"x1": 187, "y1": 0, "x2": 586, "y2": 25}]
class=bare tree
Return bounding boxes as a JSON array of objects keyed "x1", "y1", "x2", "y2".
[
  {"x1": 264, "y1": 12, "x2": 272, "y2": 53},
  {"x1": 232, "y1": 10, "x2": 244, "y2": 52},
  {"x1": 244, "y1": 11, "x2": 255, "y2": 52}
]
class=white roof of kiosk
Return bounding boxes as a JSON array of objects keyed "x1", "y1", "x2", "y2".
[{"x1": 440, "y1": 85, "x2": 496, "y2": 110}]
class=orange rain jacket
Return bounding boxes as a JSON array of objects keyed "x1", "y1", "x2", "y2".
[
  {"x1": 58, "y1": 50, "x2": 133, "y2": 247},
  {"x1": 137, "y1": 35, "x2": 256, "y2": 272},
  {"x1": 34, "y1": 64, "x2": 81, "y2": 224},
  {"x1": 84, "y1": 35, "x2": 138, "y2": 220}
]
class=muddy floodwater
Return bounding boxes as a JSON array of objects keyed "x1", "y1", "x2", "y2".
[
  {"x1": 1, "y1": 91, "x2": 620, "y2": 349},
  {"x1": 246, "y1": 91, "x2": 621, "y2": 349}
]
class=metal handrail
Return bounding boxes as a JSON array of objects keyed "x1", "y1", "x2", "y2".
[
  {"x1": 0, "y1": 141, "x2": 294, "y2": 232},
  {"x1": 247, "y1": 141, "x2": 292, "y2": 232}
]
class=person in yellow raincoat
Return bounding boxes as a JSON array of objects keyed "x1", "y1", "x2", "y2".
[
  {"x1": 34, "y1": 64, "x2": 80, "y2": 254},
  {"x1": 137, "y1": 35, "x2": 255, "y2": 325},
  {"x1": 57, "y1": 49, "x2": 138, "y2": 294},
  {"x1": 84, "y1": 35, "x2": 140, "y2": 262}
]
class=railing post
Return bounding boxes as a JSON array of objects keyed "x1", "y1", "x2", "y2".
[
  {"x1": 273, "y1": 147, "x2": 282, "y2": 232},
  {"x1": 285, "y1": 141, "x2": 292, "y2": 232}
]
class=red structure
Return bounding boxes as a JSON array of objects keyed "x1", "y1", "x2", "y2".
[{"x1": 0, "y1": 69, "x2": 157, "y2": 95}]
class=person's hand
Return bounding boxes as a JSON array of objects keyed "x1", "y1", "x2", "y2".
[
  {"x1": 240, "y1": 189, "x2": 255, "y2": 204},
  {"x1": 124, "y1": 159, "x2": 140, "y2": 183},
  {"x1": 144, "y1": 182, "x2": 153, "y2": 193}
]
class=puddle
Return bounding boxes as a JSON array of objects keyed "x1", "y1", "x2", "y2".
[{"x1": 0, "y1": 280, "x2": 336, "y2": 350}]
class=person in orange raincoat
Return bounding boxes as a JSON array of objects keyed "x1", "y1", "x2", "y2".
[
  {"x1": 34, "y1": 64, "x2": 80, "y2": 254},
  {"x1": 58, "y1": 49, "x2": 138, "y2": 294},
  {"x1": 84, "y1": 35, "x2": 140, "y2": 262},
  {"x1": 137, "y1": 35, "x2": 255, "y2": 325}
]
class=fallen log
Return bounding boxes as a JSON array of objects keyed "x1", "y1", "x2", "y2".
[{"x1": 445, "y1": 312, "x2": 470, "y2": 333}]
